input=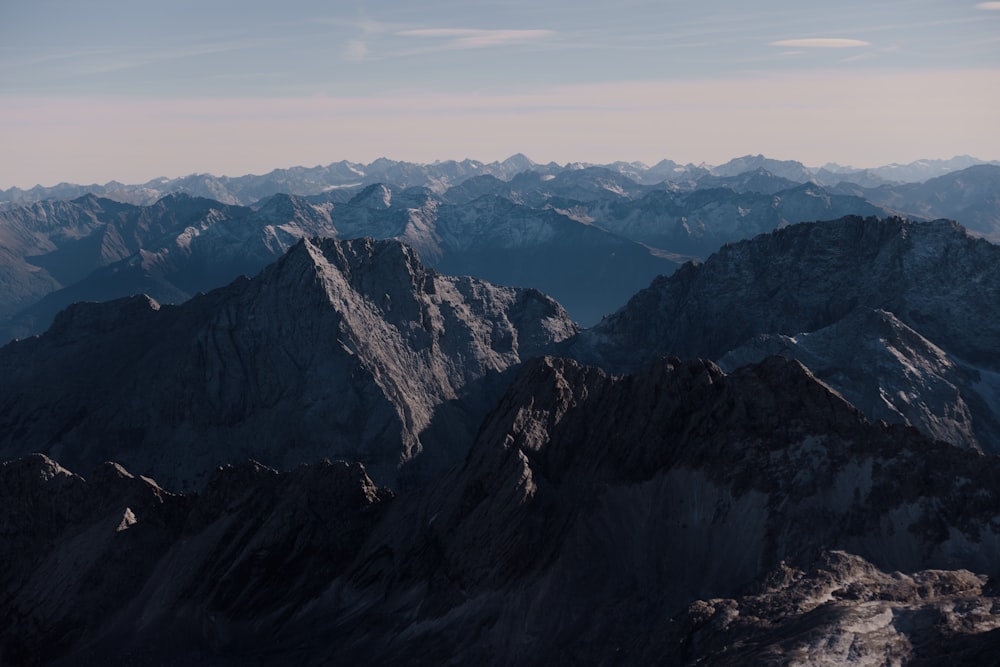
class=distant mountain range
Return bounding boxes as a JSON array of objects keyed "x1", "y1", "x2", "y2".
[
  {"x1": 3, "y1": 159, "x2": 998, "y2": 341},
  {"x1": 2, "y1": 154, "x2": 997, "y2": 208}
]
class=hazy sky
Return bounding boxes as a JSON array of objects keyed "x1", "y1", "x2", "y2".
[{"x1": 1, "y1": 0, "x2": 999, "y2": 187}]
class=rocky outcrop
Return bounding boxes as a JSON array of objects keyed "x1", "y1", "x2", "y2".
[
  {"x1": 7, "y1": 356, "x2": 1000, "y2": 665},
  {"x1": 576, "y1": 216, "x2": 1000, "y2": 366},
  {"x1": 0, "y1": 454, "x2": 391, "y2": 666},
  {"x1": 672, "y1": 550, "x2": 1000, "y2": 666},
  {"x1": 318, "y1": 355, "x2": 1000, "y2": 664},
  {"x1": 570, "y1": 216, "x2": 1000, "y2": 451},
  {"x1": 0, "y1": 237, "x2": 576, "y2": 489},
  {"x1": 719, "y1": 307, "x2": 1000, "y2": 452}
]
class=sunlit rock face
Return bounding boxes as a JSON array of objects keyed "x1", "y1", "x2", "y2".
[{"x1": 0, "y1": 237, "x2": 576, "y2": 489}]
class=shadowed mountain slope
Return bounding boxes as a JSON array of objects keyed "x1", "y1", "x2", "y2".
[
  {"x1": 568, "y1": 216, "x2": 1000, "y2": 452},
  {"x1": 6, "y1": 356, "x2": 1000, "y2": 664}
]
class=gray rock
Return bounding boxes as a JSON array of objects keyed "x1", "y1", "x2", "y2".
[
  {"x1": 719, "y1": 307, "x2": 1000, "y2": 452},
  {"x1": 317, "y1": 356, "x2": 1000, "y2": 664},
  {"x1": 569, "y1": 216, "x2": 1000, "y2": 451},
  {"x1": 8, "y1": 356, "x2": 1000, "y2": 665},
  {"x1": 0, "y1": 237, "x2": 577, "y2": 489},
  {"x1": 0, "y1": 454, "x2": 391, "y2": 666}
]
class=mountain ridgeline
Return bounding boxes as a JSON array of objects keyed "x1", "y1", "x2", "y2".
[
  {"x1": 3, "y1": 159, "x2": 999, "y2": 342},
  {"x1": 2, "y1": 153, "x2": 997, "y2": 207},
  {"x1": 2, "y1": 154, "x2": 1000, "y2": 665},
  {"x1": 5, "y1": 355, "x2": 1000, "y2": 664},
  {"x1": 0, "y1": 237, "x2": 576, "y2": 490},
  {"x1": 570, "y1": 216, "x2": 1000, "y2": 453}
]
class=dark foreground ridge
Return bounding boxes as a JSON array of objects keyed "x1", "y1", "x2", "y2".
[{"x1": 4, "y1": 356, "x2": 1000, "y2": 665}]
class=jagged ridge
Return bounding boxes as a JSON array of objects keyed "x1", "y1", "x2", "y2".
[
  {"x1": 569, "y1": 216, "x2": 1000, "y2": 451},
  {"x1": 6, "y1": 355, "x2": 1000, "y2": 664},
  {"x1": 0, "y1": 237, "x2": 577, "y2": 489}
]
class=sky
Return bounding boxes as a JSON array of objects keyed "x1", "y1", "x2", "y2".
[{"x1": 1, "y1": 0, "x2": 998, "y2": 188}]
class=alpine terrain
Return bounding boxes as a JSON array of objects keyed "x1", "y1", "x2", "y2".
[{"x1": 2, "y1": 154, "x2": 1000, "y2": 666}]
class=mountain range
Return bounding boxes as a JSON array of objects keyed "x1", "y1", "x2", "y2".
[
  {"x1": 3, "y1": 153, "x2": 1000, "y2": 665},
  {"x1": 4, "y1": 159, "x2": 999, "y2": 342},
  {"x1": 3, "y1": 154, "x2": 996, "y2": 208},
  {"x1": 5, "y1": 354, "x2": 1000, "y2": 664}
]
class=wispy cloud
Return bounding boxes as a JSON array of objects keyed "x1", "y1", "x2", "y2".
[
  {"x1": 72, "y1": 39, "x2": 271, "y2": 75},
  {"x1": 770, "y1": 38, "x2": 870, "y2": 48},
  {"x1": 397, "y1": 28, "x2": 555, "y2": 50},
  {"x1": 344, "y1": 40, "x2": 369, "y2": 63},
  {"x1": 976, "y1": 2, "x2": 1000, "y2": 9}
]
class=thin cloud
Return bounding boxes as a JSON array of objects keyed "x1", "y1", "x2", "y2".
[
  {"x1": 75, "y1": 39, "x2": 271, "y2": 75},
  {"x1": 770, "y1": 38, "x2": 870, "y2": 48},
  {"x1": 397, "y1": 28, "x2": 555, "y2": 50},
  {"x1": 344, "y1": 40, "x2": 369, "y2": 62},
  {"x1": 976, "y1": 2, "x2": 1000, "y2": 9}
]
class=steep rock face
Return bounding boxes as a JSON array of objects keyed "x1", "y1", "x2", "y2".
[
  {"x1": 0, "y1": 237, "x2": 577, "y2": 489},
  {"x1": 0, "y1": 454, "x2": 186, "y2": 666},
  {"x1": 12, "y1": 162, "x2": 994, "y2": 340},
  {"x1": 719, "y1": 307, "x2": 1000, "y2": 452},
  {"x1": 584, "y1": 217, "x2": 1000, "y2": 359},
  {"x1": 569, "y1": 217, "x2": 1000, "y2": 450},
  {"x1": 0, "y1": 454, "x2": 391, "y2": 666},
  {"x1": 1, "y1": 183, "x2": 678, "y2": 337},
  {"x1": 8, "y1": 356, "x2": 1000, "y2": 665},
  {"x1": 321, "y1": 189, "x2": 681, "y2": 326},
  {"x1": 317, "y1": 356, "x2": 1000, "y2": 664}
]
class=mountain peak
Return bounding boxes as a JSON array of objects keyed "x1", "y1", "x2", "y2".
[
  {"x1": 0, "y1": 236, "x2": 576, "y2": 488},
  {"x1": 576, "y1": 215, "x2": 998, "y2": 366},
  {"x1": 349, "y1": 183, "x2": 392, "y2": 209},
  {"x1": 500, "y1": 153, "x2": 536, "y2": 172}
]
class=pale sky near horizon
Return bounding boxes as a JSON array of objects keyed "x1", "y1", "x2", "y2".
[{"x1": 1, "y1": 0, "x2": 998, "y2": 188}]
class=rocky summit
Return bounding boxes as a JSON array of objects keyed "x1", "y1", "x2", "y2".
[
  {"x1": 0, "y1": 236, "x2": 576, "y2": 490},
  {"x1": 569, "y1": 215, "x2": 1000, "y2": 452}
]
